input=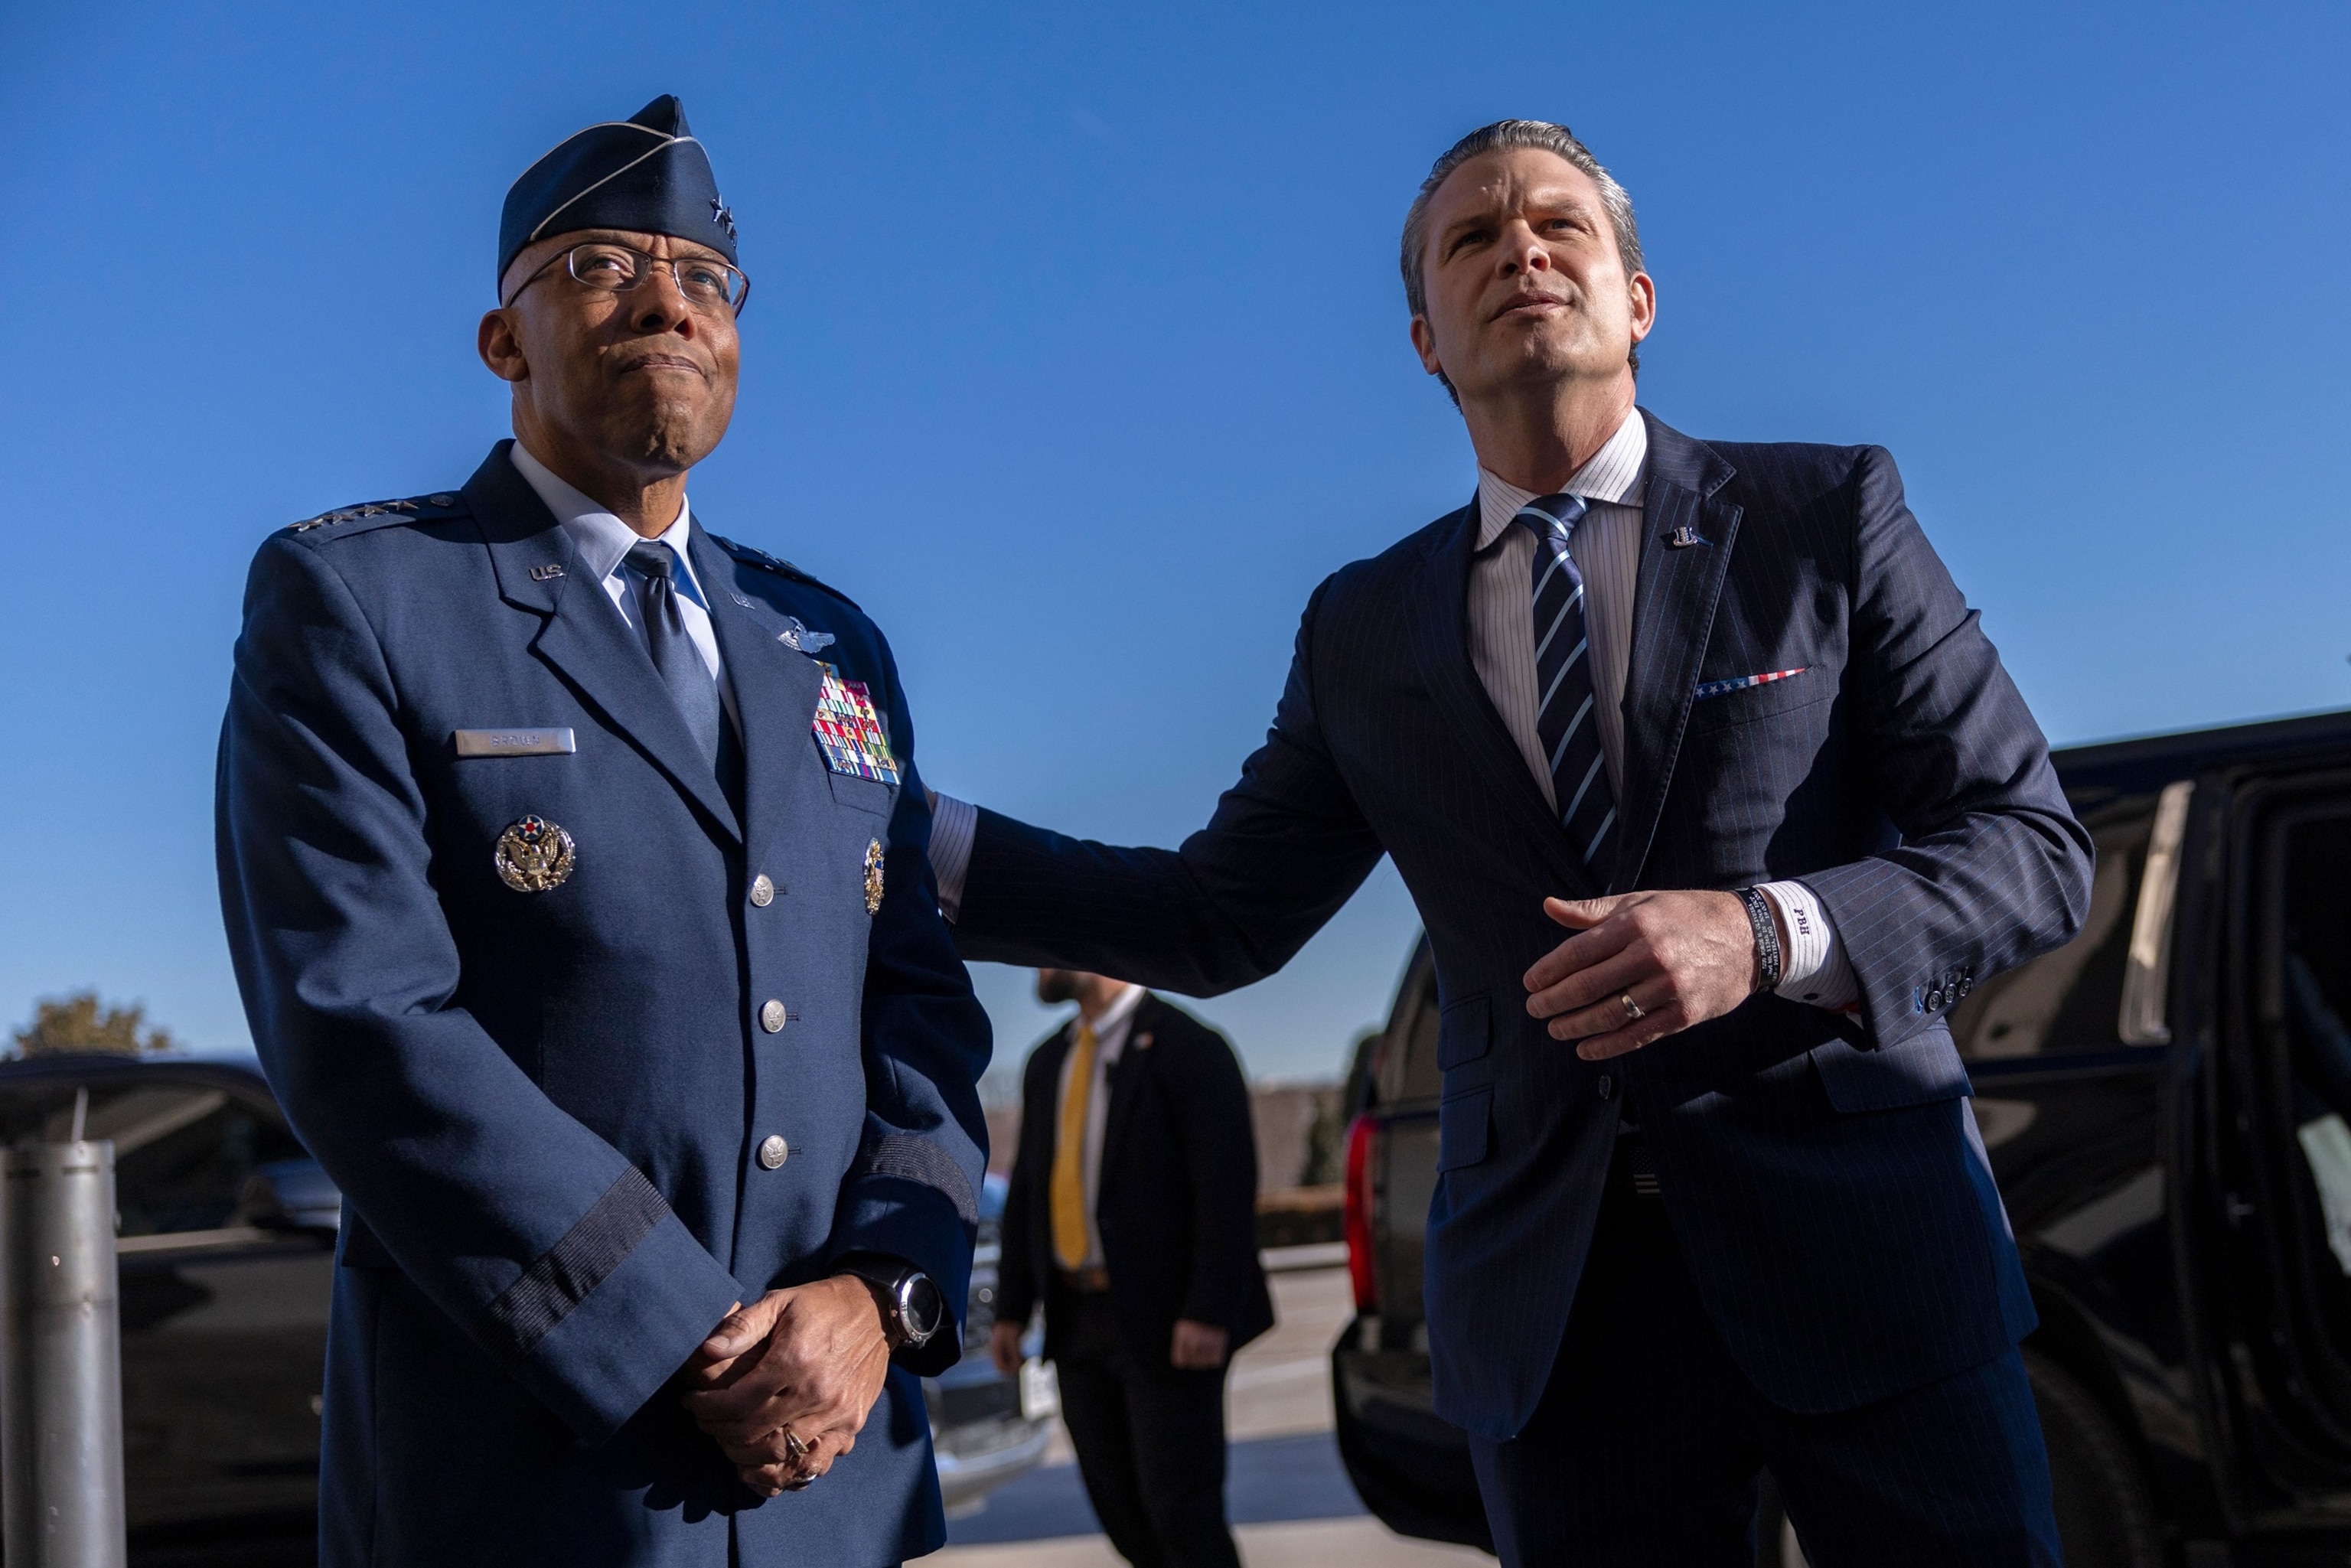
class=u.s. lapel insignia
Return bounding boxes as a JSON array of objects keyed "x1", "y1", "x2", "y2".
[
  {"x1": 813, "y1": 664, "x2": 902, "y2": 786},
  {"x1": 862, "y1": 838, "x2": 885, "y2": 914},
  {"x1": 494, "y1": 815, "x2": 576, "y2": 893}
]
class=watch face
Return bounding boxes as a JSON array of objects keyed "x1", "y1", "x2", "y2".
[{"x1": 902, "y1": 1274, "x2": 946, "y2": 1340}]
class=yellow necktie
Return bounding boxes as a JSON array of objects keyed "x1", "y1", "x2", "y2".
[{"x1": 1050, "y1": 1021, "x2": 1098, "y2": 1270}]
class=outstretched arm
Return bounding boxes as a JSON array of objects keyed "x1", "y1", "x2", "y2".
[{"x1": 937, "y1": 579, "x2": 1387, "y2": 996}]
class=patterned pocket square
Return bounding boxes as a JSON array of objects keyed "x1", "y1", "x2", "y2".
[{"x1": 1692, "y1": 667, "x2": 1808, "y2": 702}]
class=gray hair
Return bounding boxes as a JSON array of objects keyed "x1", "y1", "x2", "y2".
[{"x1": 1400, "y1": 120, "x2": 1645, "y2": 374}]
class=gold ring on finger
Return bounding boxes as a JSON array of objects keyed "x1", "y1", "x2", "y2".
[
  {"x1": 1619, "y1": 992, "x2": 1644, "y2": 1022},
  {"x1": 783, "y1": 1429, "x2": 810, "y2": 1462}
]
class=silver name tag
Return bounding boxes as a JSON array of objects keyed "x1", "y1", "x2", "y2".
[{"x1": 453, "y1": 728, "x2": 576, "y2": 758}]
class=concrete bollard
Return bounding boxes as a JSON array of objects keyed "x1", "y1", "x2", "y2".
[{"x1": 2, "y1": 1109, "x2": 128, "y2": 1568}]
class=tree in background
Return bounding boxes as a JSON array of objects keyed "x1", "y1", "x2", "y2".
[{"x1": 9, "y1": 992, "x2": 178, "y2": 1059}]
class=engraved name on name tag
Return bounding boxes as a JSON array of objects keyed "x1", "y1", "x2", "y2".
[{"x1": 452, "y1": 729, "x2": 577, "y2": 758}]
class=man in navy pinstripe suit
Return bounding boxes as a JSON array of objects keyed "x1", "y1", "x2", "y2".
[{"x1": 929, "y1": 120, "x2": 2092, "y2": 1565}]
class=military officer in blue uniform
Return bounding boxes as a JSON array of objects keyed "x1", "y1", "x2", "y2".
[{"x1": 214, "y1": 95, "x2": 990, "y2": 1566}]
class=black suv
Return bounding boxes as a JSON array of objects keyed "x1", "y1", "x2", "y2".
[
  {"x1": 1335, "y1": 708, "x2": 2351, "y2": 1567},
  {"x1": 0, "y1": 1055, "x2": 1047, "y2": 1559}
]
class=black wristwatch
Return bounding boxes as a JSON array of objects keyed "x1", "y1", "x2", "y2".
[
  {"x1": 1735, "y1": 886, "x2": 1784, "y2": 995},
  {"x1": 833, "y1": 1256, "x2": 946, "y2": 1350}
]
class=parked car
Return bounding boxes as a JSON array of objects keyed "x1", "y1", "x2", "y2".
[
  {"x1": 0, "y1": 1055, "x2": 1048, "y2": 1558},
  {"x1": 1334, "y1": 707, "x2": 2351, "y2": 1566}
]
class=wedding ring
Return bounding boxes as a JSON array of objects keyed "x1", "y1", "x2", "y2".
[
  {"x1": 1619, "y1": 992, "x2": 1644, "y2": 1022},
  {"x1": 784, "y1": 1429, "x2": 811, "y2": 1462}
]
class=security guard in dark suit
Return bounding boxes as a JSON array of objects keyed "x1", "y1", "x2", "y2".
[
  {"x1": 988, "y1": 972, "x2": 1273, "y2": 1568},
  {"x1": 214, "y1": 96, "x2": 990, "y2": 1566}
]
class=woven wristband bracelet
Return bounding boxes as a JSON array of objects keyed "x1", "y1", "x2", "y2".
[{"x1": 1736, "y1": 887, "x2": 1783, "y2": 994}]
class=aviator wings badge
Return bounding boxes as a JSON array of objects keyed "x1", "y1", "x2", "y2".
[{"x1": 778, "y1": 617, "x2": 835, "y2": 654}]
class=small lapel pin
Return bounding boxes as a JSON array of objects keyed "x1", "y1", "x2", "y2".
[
  {"x1": 1133, "y1": 1032, "x2": 1154, "y2": 1051},
  {"x1": 1666, "y1": 525, "x2": 1710, "y2": 549},
  {"x1": 529, "y1": 562, "x2": 565, "y2": 581}
]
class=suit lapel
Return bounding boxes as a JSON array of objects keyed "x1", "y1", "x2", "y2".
[
  {"x1": 1611, "y1": 414, "x2": 1741, "y2": 892},
  {"x1": 465, "y1": 442, "x2": 742, "y2": 843},
  {"x1": 690, "y1": 526, "x2": 827, "y2": 877},
  {"x1": 1406, "y1": 500, "x2": 1608, "y2": 901}
]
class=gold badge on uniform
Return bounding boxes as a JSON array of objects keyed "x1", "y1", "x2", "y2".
[
  {"x1": 863, "y1": 838, "x2": 885, "y2": 915},
  {"x1": 494, "y1": 815, "x2": 576, "y2": 893}
]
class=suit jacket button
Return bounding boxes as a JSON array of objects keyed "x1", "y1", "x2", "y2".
[
  {"x1": 749, "y1": 873, "x2": 775, "y2": 908},
  {"x1": 760, "y1": 999, "x2": 787, "y2": 1033},
  {"x1": 758, "y1": 1136, "x2": 789, "y2": 1170},
  {"x1": 1596, "y1": 1075, "x2": 1614, "y2": 1100}
]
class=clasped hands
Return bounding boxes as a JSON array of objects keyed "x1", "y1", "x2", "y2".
[
  {"x1": 677, "y1": 1276, "x2": 892, "y2": 1497},
  {"x1": 1523, "y1": 889, "x2": 1767, "y2": 1058}
]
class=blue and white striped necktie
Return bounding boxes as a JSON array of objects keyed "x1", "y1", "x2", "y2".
[{"x1": 1516, "y1": 494, "x2": 1616, "y2": 870}]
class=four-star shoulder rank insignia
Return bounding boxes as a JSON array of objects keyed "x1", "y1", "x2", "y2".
[{"x1": 292, "y1": 498, "x2": 419, "y2": 533}]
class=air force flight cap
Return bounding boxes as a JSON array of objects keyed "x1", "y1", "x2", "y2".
[{"x1": 497, "y1": 94, "x2": 737, "y2": 292}]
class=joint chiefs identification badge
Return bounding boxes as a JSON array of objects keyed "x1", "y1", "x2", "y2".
[
  {"x1": 863, "y1": 838, "x2": 885, "y2": 915},
  {"x1": 494, "y1": 815, "x2": 576, "y2": 893}
]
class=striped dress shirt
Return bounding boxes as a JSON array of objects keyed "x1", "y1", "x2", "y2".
[{"x1": 1472, "y1": 410, "x2": 1852, "y2": 1009}]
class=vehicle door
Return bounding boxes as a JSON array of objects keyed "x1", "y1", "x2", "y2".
[
  {"x1": 2200, "y1": 765, "x2": 2351, "y2": 1528},
  {"x1": 0, "y1": 1070, "x2": 333, "y2": 1534},
  {"x1": 1944, "y1": 776, "x2": 2203, "y2": 1498}
]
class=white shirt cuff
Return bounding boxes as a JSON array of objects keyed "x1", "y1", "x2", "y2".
[
  {"x1": 929, "y1": 792, "x2": 977, "y2": 923},
  {"x1": 1756, "y1": 880, "x2": 1858, "y2": 1012}
]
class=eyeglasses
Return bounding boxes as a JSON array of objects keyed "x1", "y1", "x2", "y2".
[{"x1": 508, "y1": 241, "x2": 751, "y2": 316}]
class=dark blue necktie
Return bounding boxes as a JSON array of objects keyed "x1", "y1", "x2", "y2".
[
  {"x1": 1517, "y1": 494, "x2": 1616, "y2": 869},
  {"x1": 623, "y1": 540, "x2": 723, "y2": 773}
]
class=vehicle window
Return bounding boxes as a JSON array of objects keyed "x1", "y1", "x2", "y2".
[
  {"x1": 0, "y1": 1078, "x2": 304, "y2": 1237},
  {"x1": 1950, "y1": 795, "x2": 2155, "y2": 1059}
]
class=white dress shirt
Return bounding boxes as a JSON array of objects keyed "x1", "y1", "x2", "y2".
[
  {"x1": 1053, "y1": 982, "x2": 1146, "y2": 1270},
  {"x1": 510, "y1": 442, "x2": 742, "y2": 738},
  {"x1": 931, "y1": 408, "x2": 1855, "y2": 1008}
]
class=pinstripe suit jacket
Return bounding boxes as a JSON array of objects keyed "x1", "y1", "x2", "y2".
[{"x1": 955, "y1": 412, "x2": 2093, "y2": 1439}]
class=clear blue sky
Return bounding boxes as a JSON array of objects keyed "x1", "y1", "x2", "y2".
[{"x1": 2, "y1": 2, "x2": 2345, "y2": 1085}]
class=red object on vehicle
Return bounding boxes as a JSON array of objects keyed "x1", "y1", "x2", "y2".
[{"x1": 1343, "y1": 1113, "x2": 1381, "y2": 1312}]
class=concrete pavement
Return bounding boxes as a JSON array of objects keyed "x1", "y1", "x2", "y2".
[{"x1": 923, "y1": 1265, "x2": 1484, "y2": 1565}]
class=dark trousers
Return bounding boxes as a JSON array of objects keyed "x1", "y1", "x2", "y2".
[
  {"x1": 1051, "y1": 1288, "x2": 1241, "y2": 1568},
  {"x1": 1468, "y1": 1143, "x2": 2063, "y2": 1568}
]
